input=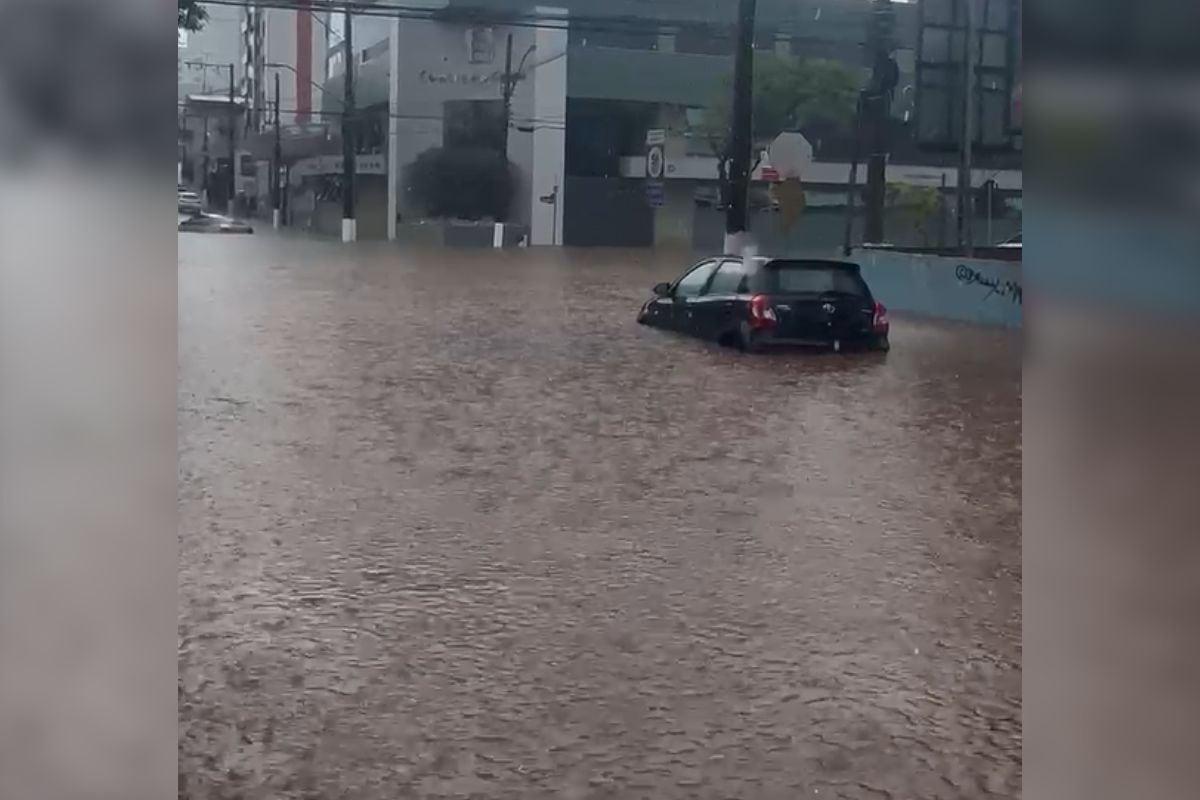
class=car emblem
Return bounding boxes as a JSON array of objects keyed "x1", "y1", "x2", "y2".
[{"x1": 822, "y1": 303, "x2": 836, "y2": 314}]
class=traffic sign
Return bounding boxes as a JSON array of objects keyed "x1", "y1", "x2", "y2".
[
  {"x1": 645, "y1": 180, "x2": 664, "y2": 208},
  {"x1": 646, "y1": 144, "x2": 665, "y2": 180},
  {"x1": 767, "y1": 132, "x2": 813, "y2": 180},
  {"x1": 645, "y1": 128, "x2": 665, "y2": 146}
]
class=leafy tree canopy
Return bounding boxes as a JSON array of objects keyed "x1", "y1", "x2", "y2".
[
  {"x1": 179, "y1": 0, "x2": 208, "y2": 32},
  {"x1": 406, "y1": 147, "x2": 515, "y2": 222},
  {"x1": 699, "y1": 54, "x2": 862, "y2": 158}
]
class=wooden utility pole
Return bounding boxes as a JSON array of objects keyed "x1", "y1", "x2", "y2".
[
  {"x1": 341, "y1": 5, "x2": 357, "y2": 242},
  {"x1": 724, "y1": 0, "x2": 757, "y2": 254}
]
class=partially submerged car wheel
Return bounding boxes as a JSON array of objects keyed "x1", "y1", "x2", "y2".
[{"x1": 736, "y1": 323, "x2": 764, "y2": 354}]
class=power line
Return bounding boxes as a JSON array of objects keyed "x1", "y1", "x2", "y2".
[
  {"x1": 201, "y1": 0, "x2": 738, "y2": 37},
  {"x1": 178, "y1": 102, "x2": 566, "y2": 127},
  {"x1": 198, "y1": 0, "x2": 872, "y2": 50},
  {"x1": 202, "y1": 0, "x2": 710, "y2": 29}
]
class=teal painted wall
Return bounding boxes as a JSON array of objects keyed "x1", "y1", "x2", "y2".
[{"x1": 852, "y1": 249, "x2": 1023, "y2": 329}]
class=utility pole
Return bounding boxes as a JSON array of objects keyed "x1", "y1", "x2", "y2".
[
  {"x1": 273, "y1": 71, "x2": 282, "y2": 229},
  {"x1": 341, "y1": 5, "x2": 357, "y2": 243},
  {"x1": 938, "y1": 172, "x2": 948, "y2": 248},
  {"x1": 499, "y1": 37, "x2": 535, "y2": 159},
  {"x1": 842, "y1": 93, "x2": 864, "y2": 256},
  {"x1": 201, "y1": 117, "x2": 210, "y2": 207},
  {"x1": 200, "y1": 59, "x2": 210, "y2": 201},
  {"x1": 724, "y1": 0, "x2": 757, "y2": 255},
  {"x1": 864, "y1": 1, "x2": 897, "y2": 244},
  {"x1": 387, "y1": 16, "x2": 400, "y2": 241},
  {"x1": 496, "y1": 32, "x2": 516, "y2": 231},
  {"x1": 956, "y1": 0, "x2": 977, "y2": 255},
  {"x1": 501, "y1": 33, "x2": 514, "y2": 161},
  {"x1": 227, "y1": 63, "x2": 237, "y2": 216}
]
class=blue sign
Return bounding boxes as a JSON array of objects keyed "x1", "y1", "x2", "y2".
[{"x1": 645, "y1": 180, "x2": 665, "y2": 208}]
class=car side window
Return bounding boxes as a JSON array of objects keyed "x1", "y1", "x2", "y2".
[
  {"x1": 704, "y1": 260, "x2": 746, "y2": 296},
  {"x1": 673, "y1": 260, "x2": 718, "y2": 299}
]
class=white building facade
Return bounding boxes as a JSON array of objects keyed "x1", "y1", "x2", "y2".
[{"x1": 241, "y1": 4, "x2": 328, "y2": 131}]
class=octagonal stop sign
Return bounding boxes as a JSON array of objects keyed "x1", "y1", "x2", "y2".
[{"x1": 768, "y1": 132, "x2": 813, "y2": 180}]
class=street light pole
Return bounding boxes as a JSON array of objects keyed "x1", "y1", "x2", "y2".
[
  {"x1": 341, "y1": 5, "x2": 357, "y2": 243},
  {"x1": 724, "y1": 0, "x2": 757, "y2": 255},
  {"x1": 265, "y1": 62, "x2": 330, "y2": 100},
  {"x1": 273, "y1": 71, "x2": 282, "y2": 229}
]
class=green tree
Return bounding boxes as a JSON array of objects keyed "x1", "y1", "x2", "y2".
[
  {"x1": 886, "y1": 182, "x2": 941, "y2": 246},
  {"x1": 699, "y1": 54, "x2": 861, "y2": 202},
  {"x1": 179, "y1": 0, "x2": 208, "y2": 32},
  {"x1": 406, "y1": 147, "x2": 515, "y2": 222}
]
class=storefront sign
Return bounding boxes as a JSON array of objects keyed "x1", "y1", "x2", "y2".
[
  {"x1": 418, "y1": 69, "x2": 523, "y2": 86},
  {"x1": 289, "y1": 154, "x2": 387, "y2": 184}
]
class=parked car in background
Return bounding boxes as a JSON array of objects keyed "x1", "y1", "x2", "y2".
[
  {"x1": 178, "y1": 190, "x2": 203, "y2": 216},
  {"x1": 638, "y1": 256, "x2": 889, "y2": 353},
  {"x1": 998, "y1": 233, "x2": 1022, "y2": 249},
  {"x1": 178, "y1": 213, "x2": 253, "y2": 234}
]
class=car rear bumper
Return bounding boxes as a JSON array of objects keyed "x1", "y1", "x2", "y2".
[{"x1": 750, "y1": 329, "x2": 886, "y2": 351}]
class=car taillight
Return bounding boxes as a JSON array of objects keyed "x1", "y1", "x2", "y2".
[
  {"x1": 872, "y1": 301, "x2": 889, "y2": 332},
  {"x1": 749, "y1": 294, "x2": 777, "y2": 329}
]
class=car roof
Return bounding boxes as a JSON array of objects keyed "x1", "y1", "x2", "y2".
[{"x1": 714, "y1": 255, "x2": 862, "y2": 271}]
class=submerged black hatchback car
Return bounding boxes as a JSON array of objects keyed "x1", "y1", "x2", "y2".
[{"x1": 637, "y1": 256, "x2": 890, "y2": 352}]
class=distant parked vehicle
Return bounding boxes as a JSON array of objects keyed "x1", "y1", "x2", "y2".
[
  {"x1": 178, "y1": 213, "x2": 253, "y2": 234},
  {"x1": 638, "y1": 256, "x2": 889, "y2": 353},
  {"x1": 997, "y1": 233, "x2": 1022, "y2": 249},
  {"x1": 178, "y1": 190, "x2": 203, "y2": 215}
]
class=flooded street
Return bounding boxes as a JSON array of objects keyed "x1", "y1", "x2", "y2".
[{"x1": 179, "y1": 234, "x2": 1021, "y2": 799}]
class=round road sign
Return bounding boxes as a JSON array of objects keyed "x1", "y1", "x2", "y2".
[{"x1": 646, "y1": 144, "x2": 665, "y2": 179}]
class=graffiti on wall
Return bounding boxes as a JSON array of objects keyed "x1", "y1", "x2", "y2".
[{"x1": 956, "y1": 264, "x2": 1023, "y2": 305}]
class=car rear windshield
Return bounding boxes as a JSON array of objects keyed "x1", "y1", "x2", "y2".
[{"x1": 759, "y1": 262, "x2": 869, "y2": 296}]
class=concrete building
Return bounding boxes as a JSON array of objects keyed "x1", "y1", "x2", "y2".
[
  {"x1": 178, "y1": 4, "x2": 243, "y2": 100},
  {"x1": 178, "y1": 4, "x2": 244, "y2": 193},
  {"x1": 301, "y1": 0, "x2": 1021, "y2": 247},
  {"x1": 240, "y1": 4, "x2": 329, "y2": 131}
]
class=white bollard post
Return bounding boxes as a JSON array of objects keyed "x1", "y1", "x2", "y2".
[
  {"x1": 493, "y1": 222, "x2": 504, "y2": 248},
  {"x1": 341, "y1": 218, "x2": 357, "y2": 243},
  {"x1": 272, "y1": 209, "x2": 281, "y2": 229}
]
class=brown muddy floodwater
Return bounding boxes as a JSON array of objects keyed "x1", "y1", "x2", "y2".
[{"x1": 179, "y1": 234, "x2": 1021, "y2": 800}]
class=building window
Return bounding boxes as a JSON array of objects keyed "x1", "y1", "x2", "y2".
[
  {"x1": 327, "y1": 47, "x2": 344, "y2": 79},
  {"x1": 676, "y1": 24, "x2": 732, "y2": 56},
  {"x1": 468, "y1": 27, "x2": 495, "y2": 64}
]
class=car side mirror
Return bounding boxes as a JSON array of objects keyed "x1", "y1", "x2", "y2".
[{"x1": 652, "y1": 282, "x2": 671, "y2": 297}]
